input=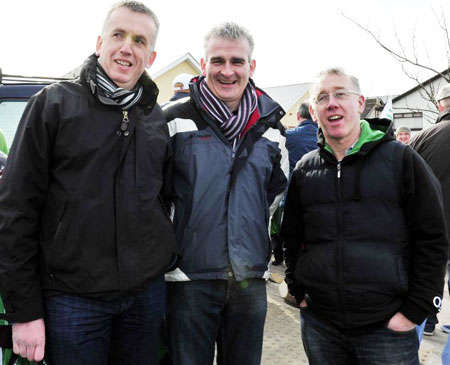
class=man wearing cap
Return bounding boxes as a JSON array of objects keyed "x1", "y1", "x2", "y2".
[
  {"x1": 169, "y1": 73, "x2": 193, "y2": 102},
  {"x1": 410, "y1": 83, "x2": 450, "y2": 361},
  {"x1": 163, "y1": 22, "x2": 288, "y2": 364}
]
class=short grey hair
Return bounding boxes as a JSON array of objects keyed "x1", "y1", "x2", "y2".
[
  {"x1": 203, "y1": 22, "x2": 255, "y2": 61},
  {"x1": 310, "y1": 67, "x2": 361, "y2": 103},
  {"x1": 102, "y1": 1, "x2": 160, "y2": 51}
]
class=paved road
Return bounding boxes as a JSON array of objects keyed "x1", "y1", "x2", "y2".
[{"x1": 262, "y1": 262, "x2": 449, "y2": 365}]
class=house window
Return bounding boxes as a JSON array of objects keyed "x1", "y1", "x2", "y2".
[
  {"x1": 394, "y1": 112, "x2": 423, "y2": 130},
  {"x1": 394, "y1": 112, "x2": 422, "y2": 119}
]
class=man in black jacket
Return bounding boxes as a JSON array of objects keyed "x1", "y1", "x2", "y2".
[
  {"x1": 410, "y1": 83, "x2": 450, "y2": 360},
  {"x1": 0, "y1": 2, "x2": 176, "y2": 364},
  {"x1": 282, "y1": 67, "x2": 448, "y2": 364}
]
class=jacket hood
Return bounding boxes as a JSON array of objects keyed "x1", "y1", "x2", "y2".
[
  {"x1": 79, "y1": 53, "x2": 159, "y2": 110},
  {"x1": 437, "y1": 107, "x2": 450, "y2": 124},
  {"x1": 318, "y1": 117, "x2": 395, "y2": 158}
]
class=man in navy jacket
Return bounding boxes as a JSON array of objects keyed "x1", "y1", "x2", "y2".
[{"x1": 163, "y1": 22, "x2": 288, "y2": 365}]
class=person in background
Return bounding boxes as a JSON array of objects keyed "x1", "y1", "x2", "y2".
[
  {"x1": 285, "y1": 102, "x2": 318, "y2": 176},
  {"x1": 410, "y1": 83, "x2": 450, "y2": 363},
  {"x1": 282, "y1": 67, "x2": 448, "y2": 364},
  {"x1": 270, "y1": 103, "x2": 317, "y2": 264},
  {"x1": 274, "y1": 101, "x2": 318, "y2": 307},
  {"x1": 169, "y1": 73, "x2": 193, "y2": 102},
  {"x1": 0, "y1": 2, "x2": 176, "y2": 364},
  {"x1": 163, "y1": 21, "x2": 288, "y2": 365},
  {"x1": 396, "y1": 124, "x2": 411, "y2": 144}
]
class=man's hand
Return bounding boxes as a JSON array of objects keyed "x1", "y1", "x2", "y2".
[
  {"x1": 12, "y1": 318, "x2": 45, "y2": 361},
  {"x1": 387, "y1": 312, "x2": 416, "y2": 332},
  {"x1": 299, "y1": 299, "x2": 307, "y2": 308}
]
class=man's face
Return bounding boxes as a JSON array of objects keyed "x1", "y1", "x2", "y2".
[
  {"x1": 396, "y1": 131, "x2": 410, "y2": 144},
  {"x1": 201, "y1": 37, "x2": 256, "y2": 111},
  {"x1": 96, "y1": 7, "x2": 157, "y2": 90},
  {"x1": 310, "y1": 74, "x2": 365, "y2": 144}
]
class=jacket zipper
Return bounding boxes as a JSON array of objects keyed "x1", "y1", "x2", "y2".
[
  {"x1": 336, "y1": 162, "x2": 348, "y2": 325},
  {"x1": 121, "y1": 110, "x2": 130, "y2": 136},
  {"x1": 224, "y1": 125, "x2": 255, "y2": 279}
]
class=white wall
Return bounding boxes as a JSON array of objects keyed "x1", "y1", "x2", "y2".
[{"x1": 393, "y1": 77, "x2": 446, "y2": 131}]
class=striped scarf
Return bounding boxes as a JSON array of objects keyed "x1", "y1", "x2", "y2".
[
  {"x1": 95, "y1": 64, "x2": 143, "y2": 110},
  {"x1": 198, "y1": 77, "x2": 257, "y2": 148}
]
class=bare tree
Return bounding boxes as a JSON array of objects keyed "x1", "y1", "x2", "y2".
[{"x1": 343, "y1": 8, "x2": 450, "y2": 118}]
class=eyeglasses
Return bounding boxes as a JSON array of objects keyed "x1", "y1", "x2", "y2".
[{"x1": 313, "y1": 90, "x2": 360, "y2": 105}]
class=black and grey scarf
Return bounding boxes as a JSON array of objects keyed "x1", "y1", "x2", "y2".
[
  {"x1": 95, "y1": 63, "x2": 143, "y2": 110},
  {"x1": 198, "y1": 77, "x2": 257, "y2": 148}
]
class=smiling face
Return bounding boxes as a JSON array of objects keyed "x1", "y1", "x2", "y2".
[
  {"x1": 310, "y1": 73, "x2": 365, "y2": 147},
  {"x1": 396, "y1": 131, "x2": 410, "y2": 144},
  {"x1": 201, "y1": 37, "x2": 256, "y2": 111},
  {"x1": 96, "y1": 7, "x2": 157, "y2": 90}
]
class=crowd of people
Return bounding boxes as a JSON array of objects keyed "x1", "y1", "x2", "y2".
[{"x1": 0, "y1": 1, "x2": 449, "y2": 364}]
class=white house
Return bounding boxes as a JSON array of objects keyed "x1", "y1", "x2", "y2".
[
  {"x1": 391, "y1": 72, "x2": 448, "y2": 131},
  {"x1": 264, "y1": 83, "x2": 312, "y2": 128}
]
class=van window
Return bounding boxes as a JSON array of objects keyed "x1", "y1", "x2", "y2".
[{"x1": 0, "y1": 100, "x2": 28, "y2": 149}]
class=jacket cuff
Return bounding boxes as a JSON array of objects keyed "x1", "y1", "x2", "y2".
[
  {"x1": 0, "y1": 301, "x2": 45, "y2": 324},
  {"x1": 399, "y1": 300, "x2": 430, "y2": 326},
  {"x1": 289, "y1": 286, "x2": 305, "y2": 305}
]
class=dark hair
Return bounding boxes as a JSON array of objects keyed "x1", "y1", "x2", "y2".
[{"x1": 298, "y1": 102, "x2": 311, "y2": 120}]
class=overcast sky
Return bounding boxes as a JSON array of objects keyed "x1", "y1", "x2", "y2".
[{"x1": 1, "y1": 0, "x2": 448, "y2": 97}]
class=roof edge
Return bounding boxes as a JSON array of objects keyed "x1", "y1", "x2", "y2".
[{"x1": 151, "y1": 53, "x2": 201, "y2": 79}]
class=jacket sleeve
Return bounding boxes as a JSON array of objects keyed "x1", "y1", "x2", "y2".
[
  {"x1": 280, "y1": 169, "x2": 306, "y2": 303},
  {"x1": 0, "y1": 91, "x2": 55, "y2": 323},
  {"x1": 267, "y1": 122, "x2": 289, "y2": 216},
  {"x1": 399, "y1": 146, "x2": 449, "y2": 324}
]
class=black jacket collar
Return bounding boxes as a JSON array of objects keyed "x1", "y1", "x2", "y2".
[{"x1": 80, "y1": 53, "x2": 159, "y2": 110}]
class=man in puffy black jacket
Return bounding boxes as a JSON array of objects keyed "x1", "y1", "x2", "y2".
[
  {"x1": 0, "y1": 2, "x2": 176, "y2": 364},
  {"x1": 281, "y1": 67, "x2": 448, "y2": 365}
]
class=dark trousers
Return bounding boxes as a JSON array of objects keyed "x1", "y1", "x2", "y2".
[
  {"x1": 271, "y1": 234, "x2": 284, "y2": 262},
  {"x1": 300, "y1": 307, "x2": 419, "y2": 365},
  {"x1": 166, "y1": 278, "x2": 267, "y2": 365},
  {"x1": 270, "y1": 206, "x2": 284, "y2": 262},
  {"x1": 44, "y1": 275, "x2": 165, "y2": 365}
]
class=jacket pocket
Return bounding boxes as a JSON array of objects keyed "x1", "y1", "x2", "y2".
[
  {"x1": 158, "y1": 194, "x2": 172, "y2": 220},
  {"x1": 49, "y1": 200, "x2": 71, "y2": 272},
  {"x1": 53, "y1": 200, "x2": 68, "y2": 242},
  {"x1": 394, "y1": 255, "x2": 409, "y2": 294}
]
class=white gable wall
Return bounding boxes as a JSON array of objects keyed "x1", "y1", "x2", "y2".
[{"x1": 393, "y1": 76, "x2": 445, "y2": 131}]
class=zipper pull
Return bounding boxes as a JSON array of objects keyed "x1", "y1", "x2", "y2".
[
  {"x1": 121, "y1": 110, "x2": 130, "y2": 136},
  {"x1": 337, "y1": 162, "x2": 341, "y2": 179},
  {"x1": 229, "y1": 151, "x2": 236, "y2": 174}
]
